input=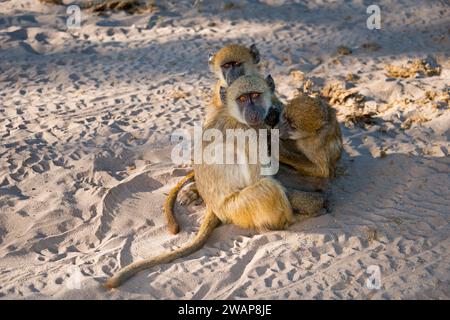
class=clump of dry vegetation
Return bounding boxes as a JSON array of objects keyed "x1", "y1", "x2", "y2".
[
  {"x1": 290, "y1": 73, "x2": 322, "y2": 98},
  {"x1": 361, "y1": 42, "x2": 381, "y2": 52},
  {"x1": 38, "y1": 0, "x2": 63, "y2": 4},
  {"x1": 401, "y1": 115, "x2": 430, "y2": 130},
  {"x1": 418, "y1": 90, "x2": 450, "y2": 109},
  {"x1": 170, "y1": 90, "x2": 190, "y2": 101},
  {"x1": 336, "y1": 46, "x2": 352, "y2": 56},
  {"x1": 382, "y1": 89, "x2": 449, "y2": 112},
  {"x1": 385, "y1": 57, "x2": 441, "y2": 78},
  {"x1": 91, "y1": 0, "x2": 158, "y2": 14},
  {"x1": 223, "y1": 2, "x2": 241, "y2": 10},
  {"x1": 321, "y1": 82, "x2": 365, "y2": 107},
  {"x1": 379, "y1": 89, "x2": 448, "y2": 130},
  {"x1": 290, "y1": 70, "x2": 305, "y2": 83},
  {"x1": 365, "y1": 226, "x2": 379, "y2": 243},
  {"x1": 39, "y1": 0, "x2": 158, "y2": 14},
  {"x1": 345, "y1": 73, "x2": 360, "y2": 82},
  {"x1": 302, "y1": 79, "x2": 317, "y2": 95},
  {"x1": 344, "y1": 111, "x2": 378, "y2": 129}
]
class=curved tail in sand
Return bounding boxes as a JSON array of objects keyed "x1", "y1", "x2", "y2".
[
  {"x1": 103, "y1": 209, "x2": 220, "y2": 289},
  {"x1": 163, "y1": 171, "x2": 195, "y2": 234}
]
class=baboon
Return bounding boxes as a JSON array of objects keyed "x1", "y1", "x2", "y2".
[{"x1": 277, "y1": 93, "x2": 343, "y2": 178}]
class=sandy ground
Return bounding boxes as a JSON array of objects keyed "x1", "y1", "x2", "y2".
[{"x1": 0, "y1": 0, "x2": 449, "y2": 299}]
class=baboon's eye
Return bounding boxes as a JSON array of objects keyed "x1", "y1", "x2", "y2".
[
  {"x1": 237, "y1": 95, "x2": 248, "y2": 103},
  {"x1": 233, "y1": 62, "x2": 242, "y2": 67},
  {"x1": 222, "y1": 63, "x2": 231, "y2": 69},
  {"x1": 250, "y1": 92, "x2": 261, "y2": 100}
]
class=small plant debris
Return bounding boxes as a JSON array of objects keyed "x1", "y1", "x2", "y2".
[
  {"x1": 322, "y1": 82, "x2": 365, "y2": 107},
  {"x1": 361, "y1": 42, "x2": 381, "y2": 51},
  {"x1": 344, "y1": 111, "x2": 378, "y2": 129},
  {"x1": 223, "y1": 2, "x2": 241, "y2": 10},
  {"x1": 385, "y1": 57, "x2": 441, "y2": 78},
  {"x1": 39, "y1": 0, "x2": 63, "y2": 4},
  {"x1": 336, "y1": 46, "x2": 352, "y2": 56}
]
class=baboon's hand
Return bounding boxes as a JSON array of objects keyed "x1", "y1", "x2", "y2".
[{"x1": 179, "y1": 182, "x2": 203, "y2": 206}]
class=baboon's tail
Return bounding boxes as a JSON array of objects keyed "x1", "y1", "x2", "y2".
[
  {"x1": 103, "y1": 209, "x2": 220, "y2": 289},
  {"x1": 163, "y1": 171, "x2": 195, "y2": 234}
]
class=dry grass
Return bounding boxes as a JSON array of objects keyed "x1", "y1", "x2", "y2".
[
  {"x1": 38, "y1": 0, "x2": 63, "y2": 4},
  {"x1": 365, "y1": 227, "x2": 379, "y2": 243},
  {"x1": 290, "y1": 70, "x2": 305, "y2": 83},
  {"x1": 223, "y1": 2, "x2": 241, "y2": 10},
  {"x1": 91, "y1": 0, "x2": 158, "y2": 14},
  {"x1": 345, "y1": 73, "x2": 360, "y2": 82},
  {"x1": 321, "y1": 82, "x2": 364, "y2": 107},
  {"x1": 361, "y1": 42, "x2": 381, "y2": 51},
  {"x1": 382, "y1": 89, "x2": 449, "y2": 113},
  {"x1": 336, "y1": 46, "x2": 352, "y2": 56},
  {"x1": 40, "y1": 0, "x2": 158, "y2": 14},
  {"x1": 344, "y1": 111, "x2": 378, "y2": 129},
  {"x1": 170, "y1": 90, "x2": 190, "y2": 101},
  {"x1": 385, "y1": 58, "x2": 441, "y2": 78},
  {"x1": 401, "y1": 115, "x2": 430, "y2": 130}
]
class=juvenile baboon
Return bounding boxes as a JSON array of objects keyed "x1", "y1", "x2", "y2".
[{"x1": 277, "y1": 93, "x2": 343, "y2": 178}]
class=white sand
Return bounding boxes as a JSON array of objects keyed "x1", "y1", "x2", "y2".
[{"x1": 0, "y1": 0, "x2": 449, "y2": 299}]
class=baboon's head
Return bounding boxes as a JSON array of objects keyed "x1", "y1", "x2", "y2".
[
  {"x1": 220, "y1": 75, "x2": 275, "y2": 127},
  {"x1": 208, "y1": 44, "x2": 260, "y2": 86},
  {"x1": 278, "y1": 94, "x2": 328, "y2": 140}
]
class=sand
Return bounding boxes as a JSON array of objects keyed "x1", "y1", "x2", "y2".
[{"x1": 0, "y1": 0, "x2": 449, "y2": 299}]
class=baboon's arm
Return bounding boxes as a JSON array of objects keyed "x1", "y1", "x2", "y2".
[{"x1": 279, "y1": 144, "x2": 329, "y2": 178}]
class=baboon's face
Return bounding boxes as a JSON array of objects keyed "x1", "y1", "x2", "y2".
[
  {"x1": 221, "y1": 61, "x2": 245, "y2": 86},
  {"x1": 235, "y1": 91, "x2": 268, "y2": 126},
  {"x1": 275, "y1": 112, "x2": 318, "y2": 140},
  {"x1": 277, "y1": 113, "x2": 295, "y2": 139},
  {"x1": 277, "y1": 113, "x2": 312, "y2": 140}
]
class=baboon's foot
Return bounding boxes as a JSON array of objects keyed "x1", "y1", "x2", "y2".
[
  {"x1": 287, "y1": 189, "x2": 326, "y2": 217},
  {"x1": 179, "y1": 182, "x2": 203, "y2": 206}
]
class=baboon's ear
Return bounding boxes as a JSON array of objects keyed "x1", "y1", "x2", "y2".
[
  {"x1": 250, "y1": 44, "x2": 260, "y2": 64},
  {"x1": 265, "y1": 75, "x2": 275, "y2": 93},
  {"x1": 219, "y1": 86, "x2": 227, "y2": 104},
  {"x1": 208, "y1": 52, "x2": 214, "y2": 64}
]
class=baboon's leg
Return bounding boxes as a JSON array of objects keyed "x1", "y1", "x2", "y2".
[
  {"x1": 285, "y1": 188, "x2": 326, "y2": 217},
  {"x1": 219, "y1": 178, "x2": 294, "y2": 231}
]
